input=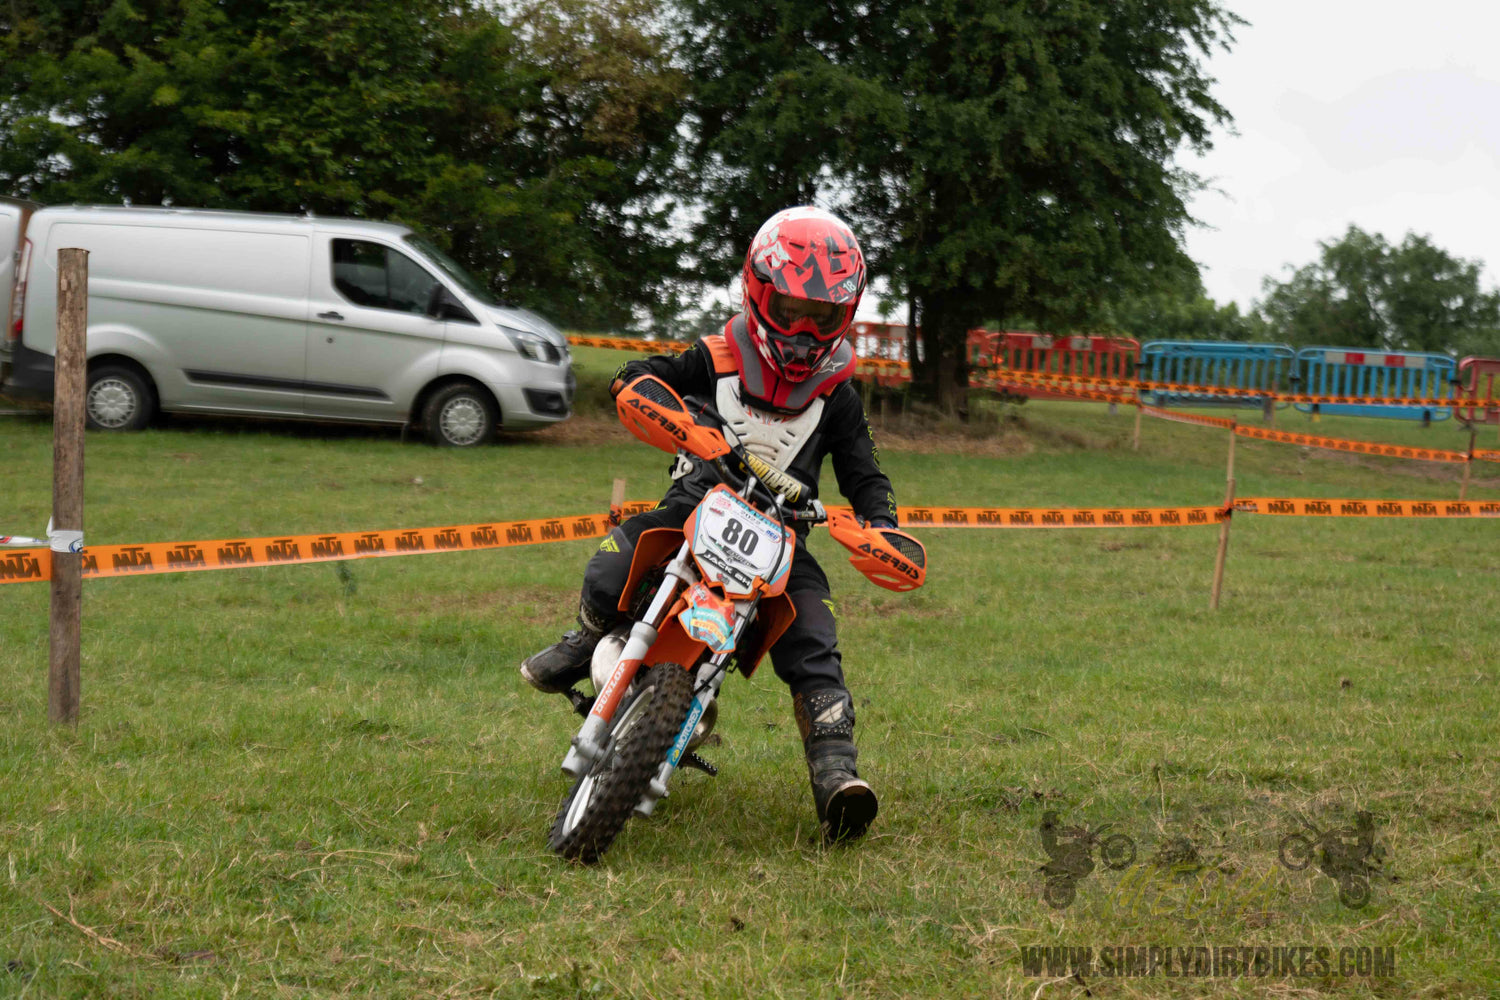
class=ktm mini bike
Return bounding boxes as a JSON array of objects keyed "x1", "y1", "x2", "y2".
[{"x1": 547, "y1": 374, "x2": 927, "y2": 862}]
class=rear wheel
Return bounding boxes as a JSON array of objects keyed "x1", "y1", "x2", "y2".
[
  {"x1": 549, "y1": 663, "x2": 694, "y2": 863},
  {"x1": 423, "y1": 382, "x2": 497, "y2": 446},
  {"x1": 86, "y1": 364, "x2": 156, "y2": 431}
]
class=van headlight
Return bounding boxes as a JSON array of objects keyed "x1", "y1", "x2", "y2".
[{"x1": 502, "y1": 326, "x2": 563, "y2": 364}]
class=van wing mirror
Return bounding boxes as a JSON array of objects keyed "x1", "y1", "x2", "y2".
[
  {"x1": 428, "y1": 286, "x2": 476, "y2": 323},
  {"x1": 616, "y1": 375, "x2": 731, "y2": 460}
]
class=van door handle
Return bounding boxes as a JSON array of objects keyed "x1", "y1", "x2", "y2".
[{"x1": 317, "y1": 311, "x2": 344, "y2": 321}]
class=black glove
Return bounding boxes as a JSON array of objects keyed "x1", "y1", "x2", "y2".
[{"x1": 862, "y1": 516, "x2": 897, "y2": 530}]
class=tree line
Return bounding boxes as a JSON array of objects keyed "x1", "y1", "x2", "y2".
[{"x1": 3, "y1": 1, "x2": 1495, "y2": 409}]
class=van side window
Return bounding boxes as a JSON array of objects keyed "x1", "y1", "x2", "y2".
[{"x1": 332, "y1": 239, "x2": 441, "y2": 314}]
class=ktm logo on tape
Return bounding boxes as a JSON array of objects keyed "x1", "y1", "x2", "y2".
[{"x1": 5, "y1": 495, "x2": 1494, "y2": 587}]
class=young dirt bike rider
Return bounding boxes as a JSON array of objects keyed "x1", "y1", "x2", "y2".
[{"x1": 520, "y1": 206, "x2": 900, "y2": 842}]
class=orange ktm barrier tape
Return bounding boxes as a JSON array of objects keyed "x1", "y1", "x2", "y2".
[
  {"x1": 997, "y1": 370, "x2": 1500, "y2": 409},
  {"x1": 7, "y1": 495, "x2": 1493, "y2": 587},
  {"x1": 892, "y1": 504, "x2": 1227, "y2": 528},
  {"x1": 567, "y1": 336, "x2": 691, "y2": 354},
  {"x1": 1476, "y1": 449, "x2": 1500, "y2": 464},
  {"x1": 1234, "y1": 497, "x2": 1500, "y2": 518},
  {"x1": 1134, "y1": 403, "x2": 1493, "y2": 465},
  {"x1": 0, "y1": 511, "x2": 628, "y2": 586},
  {"x1": 1233, "y1": 425, "x2": 1471, "y2": 464},
  {"x1": 857, "y1": 358, "x2": 911, "y2": 373},
  {"x1": 1138, "y1": 404, "x2": 1235, "y2": 430},
  {"x1": 988, "y1": 377, "x2": 1132, "y2": 405},
  {"x1": 577, "y1": 340, "x2": 1500, "y2": 408}
]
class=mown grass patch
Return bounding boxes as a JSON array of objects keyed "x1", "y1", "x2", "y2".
[{"x1": 1, "y1": 357, "x2": 1497, "y2": 998}]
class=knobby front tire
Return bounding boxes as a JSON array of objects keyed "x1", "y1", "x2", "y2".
[{"x1": 547, "y1": 663, "x2": 694, "y2": 864}]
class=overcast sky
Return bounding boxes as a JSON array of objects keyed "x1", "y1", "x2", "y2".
[{"x1": 1184, "y1": 1, "x2": 1500, "y2": 311}]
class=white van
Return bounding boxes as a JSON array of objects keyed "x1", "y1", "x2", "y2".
[{"x1": 1, "y1": 204, "x2": 574, "y2": 445}]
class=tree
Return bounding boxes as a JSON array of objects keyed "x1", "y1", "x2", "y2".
[
  {"x1": 0, "y1": 0, "x2": 686, "y2": 329},
  {"x1": 679, "y1": 0, "x2": 1239, "y2": 413},
  {"x1": 1103, "y1": 272, "x2": 1262, "y2": 343},
  {"x1": 1256, "y1": 226, "x2": 1500, "y2": 355}
]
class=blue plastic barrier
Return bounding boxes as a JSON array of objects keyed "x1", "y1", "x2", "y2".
[
  {"x1": 1291, "y1": 348, "x2": 1455, "y2": 422},
  {"x1": 1139, "y1": 341, "x2": 1294, "y2": 409}
]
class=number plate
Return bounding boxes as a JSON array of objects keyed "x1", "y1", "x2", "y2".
[{"x1": 690, "y1": 486, "x2": 792, "y2": 597}]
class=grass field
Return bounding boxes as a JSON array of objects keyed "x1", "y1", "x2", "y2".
[{"x1": 1, "y1": 352, "x2": 1498, "y2": 998}]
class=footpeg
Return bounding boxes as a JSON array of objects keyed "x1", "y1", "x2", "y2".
[
  {"x1": 564, "y1": 687, "x2": 596, "y2": 718},
  {"x1": 681, "y1": 752, "x2": 718, "y2": 777}
]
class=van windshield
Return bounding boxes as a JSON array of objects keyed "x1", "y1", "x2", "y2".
[{"x1": 403, "y1": 235, "x2": 499, "y2": 307}]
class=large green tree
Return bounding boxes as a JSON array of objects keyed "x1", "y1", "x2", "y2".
[
  {"x1": 1103, "y1": 271, "x2": 1262, "y2": 343},
  {"x1": 0, "y1": 0, "x2": 685, "y2": 328},
  {"x1": 1256, "y1": 225, "x2": 1500, "y2": 355},
  {"x1": 680, "y1": 0, "x2": 1239, "y2": 412}
]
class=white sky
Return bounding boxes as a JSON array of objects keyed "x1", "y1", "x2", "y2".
[{"x1": 1184, "y1": 1, "x2": 1500, "y2": 311}]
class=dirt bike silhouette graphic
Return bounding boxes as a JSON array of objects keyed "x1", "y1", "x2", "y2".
[
  {"x1": 1038, "y1": 811, "x2": 1137, "y2": 909},
  {"x1": 1278, "y1": 810, "x2": 1384, "y2": 909}
]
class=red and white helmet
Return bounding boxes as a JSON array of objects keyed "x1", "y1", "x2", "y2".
[{"x1": 741, "y1": 206, "x2": 867, "y2": 383}]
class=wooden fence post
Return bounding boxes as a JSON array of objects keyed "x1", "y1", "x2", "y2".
[
  {"x1": 49, "y1": 248, "x2": 88, "y2": 725},
  {"x1": 1209, "y1": 424, "x2": 1237, "y2": 610}
]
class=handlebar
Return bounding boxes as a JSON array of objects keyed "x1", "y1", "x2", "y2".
[
  {"x1": 680, "y1": 394, "x2": 823, "y2": 521},
  {"x1": 617, "y1": 374, "x2": 925, "y2": 592}
]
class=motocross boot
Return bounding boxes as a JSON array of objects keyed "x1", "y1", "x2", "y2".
[
  {"x1": 519, "y1": 602, "x2": 611, "y2": 694},
  {"x1": 795, "y1": 688, "x2": 878, "y2": 842}
]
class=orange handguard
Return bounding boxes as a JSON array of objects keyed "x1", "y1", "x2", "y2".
[
  {"x1": 826, "y1": 509, "x2": 927, "y2": 592},
  {"x1": 615, "y1": 375, "x2": 732, "y2": 461}
]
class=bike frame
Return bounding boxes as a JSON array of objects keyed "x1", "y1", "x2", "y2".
[{"x1": 560, "y1": 476, "x2": 789, "y2": 780}]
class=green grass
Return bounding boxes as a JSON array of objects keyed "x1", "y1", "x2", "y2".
[{"x1": 1, "y1": 354, "x2": 1498, "y2": 998}]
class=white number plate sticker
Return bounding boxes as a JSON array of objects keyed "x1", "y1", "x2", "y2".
[{"x1": 691, "y1": 487, "x2": 792, "y2": 595}]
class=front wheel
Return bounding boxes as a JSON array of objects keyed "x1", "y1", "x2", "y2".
[
  {"x1": 548, "y1": 663, "x2": 694, "y2": 863},
  {"x1": 1279, "y1": 833, "x2": 1314, "y2": 871},
  {"x1": 423, "y1": 382, "x2": 497, "y2": 446},
  {"x1": 1100, "y1": 833, "x2": 1136, "y2": 871}
]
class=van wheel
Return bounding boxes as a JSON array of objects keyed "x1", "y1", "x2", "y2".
[
  {"x1": 86, "y1": 365, "x2": 156, "y2": 431},
  {"x1": 423, "y1": 382, "x2": 497, "y2": 446}
]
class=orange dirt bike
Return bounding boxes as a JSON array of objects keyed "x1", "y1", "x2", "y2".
[{"x1": 548, "y1": 374, "x2": 928, "y2": 862}]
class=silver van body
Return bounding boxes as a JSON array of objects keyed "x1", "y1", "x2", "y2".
[
  {"x1": 1, "y1": 197, "x2": 41, "y2": 373},
  {"x1": 1, "y1": 205, "x2": 573, "y2": 441}
]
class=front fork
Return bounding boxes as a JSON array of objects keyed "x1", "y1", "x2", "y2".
[
  {"x1": 634, "y1": 652, "x2": 734, "y2": 817},
  {"x1": 560, "y1": 540, "x2": 695, "y2": 778}
]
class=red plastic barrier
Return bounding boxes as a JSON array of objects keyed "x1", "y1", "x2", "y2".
[
  {"x1": 1456, "y1": 356, "x2": 1500, "y2": 426},
  {"x1": 979, "y1": 331, "x2": 1139, "y2": 400},
  {"x1": 850, "y1": 321, "x2": 914, "y2": 363},
  {"x1": 851, "y1": 325, "x2": 1140, "y2": 400}
]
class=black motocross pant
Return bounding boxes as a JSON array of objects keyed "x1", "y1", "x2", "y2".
[{"x1": 579, "y1": 503, "x2": 846, "y2": 698}]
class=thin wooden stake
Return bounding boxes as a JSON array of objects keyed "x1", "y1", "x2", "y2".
[
  {"x1": 1210, "y1": 424, "x2": 1237, "y2": 610},
  {"x1": 609, "y1": 477, "x2": 626, "y2": 526},
  {"x1": 49, "y1": 248, "x2": 87, "y2": 725},
  {"x1": 1132, "y1": 396, "x2": 1143, "y2": 451},
  {"x1": 1460, "y1": 426, "x2": 1476, "y2": 500}
]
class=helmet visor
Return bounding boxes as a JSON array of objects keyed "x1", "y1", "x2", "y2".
[{"x1": 766, "y1": 289, "x2": 847, "y2": 339}]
